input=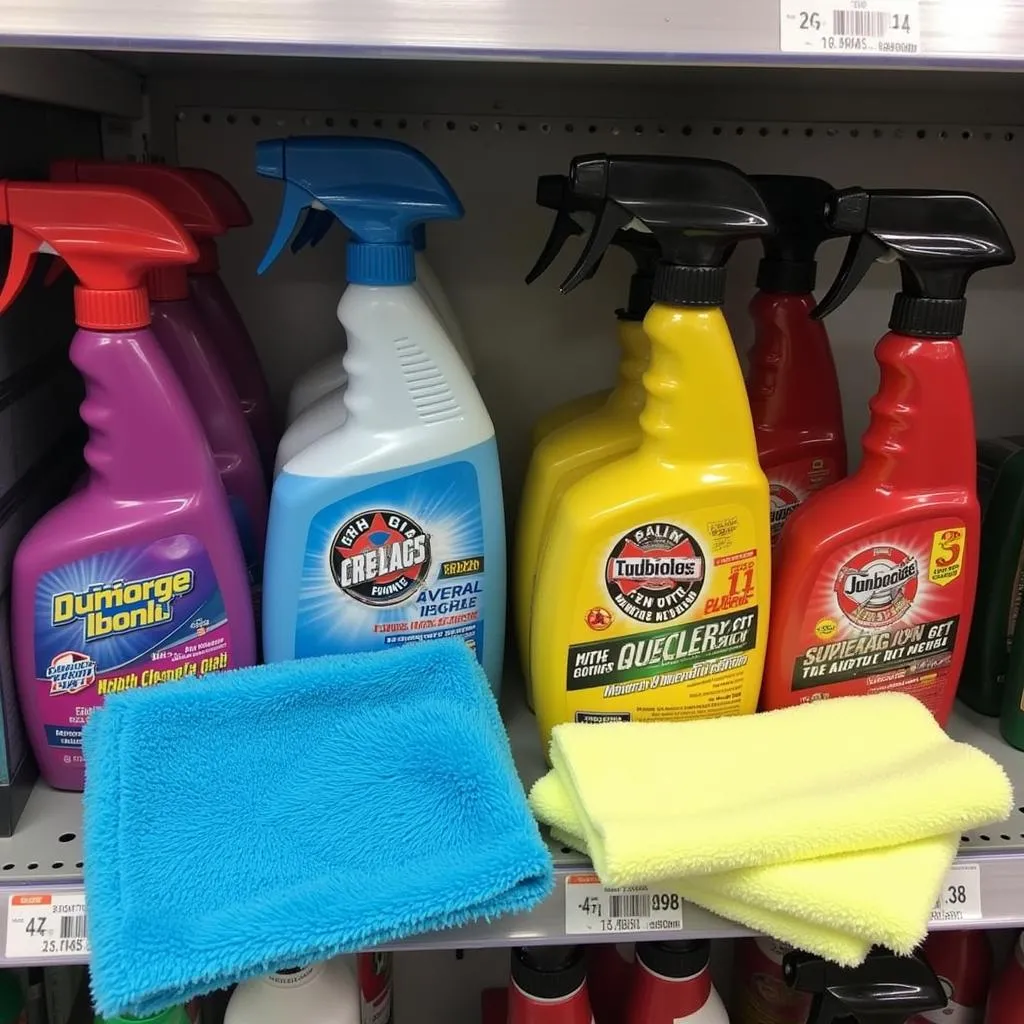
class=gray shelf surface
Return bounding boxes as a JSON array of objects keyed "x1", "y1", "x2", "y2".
[
  {"x1": 1, "y1": 1, "x2": 1024, "y2": 68},
  {"x1": 0, "y1": 690, "x2": 1019, "y2": 963}
]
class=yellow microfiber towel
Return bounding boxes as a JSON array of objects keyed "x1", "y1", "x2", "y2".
[
  {"x1": 534, "y1": 692, "x2": 1012, "y2": 885},
  {"x1": 528, "y1": 693, "x2": 1013, "y2": 966},
  {"x1": 535, "y1": 773, "x2": 959, "y2": 966}
]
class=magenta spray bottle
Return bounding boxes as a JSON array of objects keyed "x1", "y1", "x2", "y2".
[{"x1": 2, "y1": 181, "x2": 256, "y2": 791}]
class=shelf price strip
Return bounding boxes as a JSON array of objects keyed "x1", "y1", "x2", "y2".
[
  {"x1": 780, "y1": 0, "x2": 920, "y2": 55},
  {"x1": 5, "y1": 891, "x2": 89, "y2": 960},
  {"x1": 565, "y1": 873, "x2": 684, "y2": 935}
]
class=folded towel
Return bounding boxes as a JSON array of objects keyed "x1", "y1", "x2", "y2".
[
  {"x1": 84, "y1": 640, "x2": 553, "y2": 1017},
  {"x1": 536, "y1": 774, "x2": 959, "y2": 966},
  {"x1": 535, "y1": 693, "x2": 1012, "y2": 886}
]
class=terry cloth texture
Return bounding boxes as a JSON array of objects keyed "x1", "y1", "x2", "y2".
[
  {"x1": 84, "y1": 640, "x2": 553, "y2": 1016},
  {"x1": 529, "y1": 693, "x2": 1012, "y2": 965}
]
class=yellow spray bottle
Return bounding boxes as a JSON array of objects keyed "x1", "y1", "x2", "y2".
[
  {"x1": 515, "y1": 176, "x2": 658, "y2": 707},
  {"x1": 530, "y1": 155, "x2": 775, "y2": 754}
]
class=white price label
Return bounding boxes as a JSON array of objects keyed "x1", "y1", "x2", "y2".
[
  {"x1": 5, "y1": 892, "x2": 89, "y2": 960},
  {"x1": 565, "y1": 873, "x2": 683, "y2": 936},
  {"x1": 931, "y1": 862, "x2": 982, "y2": 924},
  {"x1": 780, "y1": 0, "x2": 920, "y2": 55}
]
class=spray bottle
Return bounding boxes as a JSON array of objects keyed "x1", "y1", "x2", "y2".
[
  {"x1": 277, "y1": 213, "x2": 474, "y2": 469},
  {"x1": 784, "y1": 947, "x2": 947, "y2": 1024},
  {"x1": 760, "y1": 188, "x2": 1014, "y2": 725},
  {"x1": 258, "y1": 138, "x2": 504, "y2": 689},
  {"x1": 49, "y1": 160, "x2": 268, "y2": 581},
  {"x1": 285, "y1": 216, "x2": 474, "y2": 424},
  {"x1": 529, "y1": 155, "x2": 772, "y2": 752},
  {"x1": 516, "y1": 174, "x2": 658, "y2": 706},
  {"x1": 508, "y1": 947, "x2": 593, "y2": 1024},
  {"x1": 626, "y1": 941, "x2": 728, "y2": 1024},
  {"x1": 748, "y1": 175, "x2": 846, "y2": 544},
  {"x1": 179, "y1": 166, "x2": 278, "y2": 475},
  {"x1": 3, "y1": 182, "x2": 256, "y2": 791},
  {"x1": 912, "y1": 931, "x2": 992, "y2": 1024},
  {"x1": 225, "y1": 961, "x2": 360, "y2": 1024},
  {"x1": 986, "y1": 931, "x2": 1024, "y2": 1024}
]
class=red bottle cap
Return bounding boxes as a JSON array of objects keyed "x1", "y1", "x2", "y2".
[
  {"x1": 179, "y1": 167, "x2": 253, "y2": 275},
  {"x1": 0, "y1": 182, "x2": 198, "y2": 330}
]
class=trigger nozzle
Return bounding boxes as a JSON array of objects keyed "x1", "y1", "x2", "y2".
[
  {"x1": 560, "y1": 202, "x2": 633, "y2": 294},
  {"x1": 526, "y1": 208, "x2": 584, "y2": 285},
  {"x1": 258, "y1": 181, "x2": 313, "y2": 275},
  {"x1": 812, "y1": 234, "x2": 888, "y2": 319},
  {"x1": 0, "y1": 229, "x2": 39, "y2": 315}
]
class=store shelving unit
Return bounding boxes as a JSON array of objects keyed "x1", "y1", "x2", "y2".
[
  {"x1": 0, "y1": 0, "x2": 1020, "y2": 975},
  {"x1": 0, "y1": 688, "x2": 1019, "y2": 963}
]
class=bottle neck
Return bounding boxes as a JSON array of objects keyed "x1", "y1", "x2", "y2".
[
  {"x1": 860, "y1": 332, "x2": 975, "y2": 491},
  {"x1": 604, "y1": 318, "x2": 650, "y2": 414},
  {"x1": 746, "y1": 291, "x2": 844, "y2": 435},
  {"x1": 638, "y1": 304, "x2": 758, "y2": 463},
  {"x1": 71, "y1": 326, "x2": 214, "y2": 497}
]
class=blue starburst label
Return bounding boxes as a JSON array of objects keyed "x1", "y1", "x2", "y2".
[{"x1": 296, "y1": 462, "x2": 487, "y2": 662}]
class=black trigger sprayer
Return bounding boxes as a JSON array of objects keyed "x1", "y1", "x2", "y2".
[{"x1": 784, "y1": 947, "x2": 948, "y2": 1024}]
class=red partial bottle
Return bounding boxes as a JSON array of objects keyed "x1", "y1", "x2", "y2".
[
  {"x1": 912, "y1": 931, "x2": 992, "y2": 1024},
  {"x1": 748, "y1": 175, "x2": 846, "y2": 545},
  {"x1": 762, "y1": 188, "x2": 1015, "y2": 726},
  {"x1": 508, "y1": 947, "x2": 593, "y2": 1024},
  {"x1": 587, "y1": 945, "x2": 633, "y2": 1024},
  {"x1": 626, "y1": 941, "x2": 728, "y2": 1024},
  {"x1": 986, "y1": 931, "x2": 1024, "y2": 1024}
]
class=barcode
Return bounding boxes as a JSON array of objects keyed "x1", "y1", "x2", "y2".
[
  {"x1": 59, "y1": 916, "x2": 85, "y2": 939},
  {"x1": 609, "y1": 894, "x2": 651, "y2": 919},
  {"x1": 833, "y1": 10, "x2": 888, "y2": 35}
]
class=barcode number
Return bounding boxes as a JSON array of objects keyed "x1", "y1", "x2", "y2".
[
  {"x1": 60, "y1": 916, "x2": 86, "y2": 939},
  {"x1": 609, "y1": 894, "x2": 651, "y2": 919}
]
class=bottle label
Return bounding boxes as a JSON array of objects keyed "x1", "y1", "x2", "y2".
[
  {"x1": 786, "y1": 521, "x2": 967, "y2": 712},
  {"x1": 296, "y1": 461, "x2": 487, "y2": 664},
  {"x1": 562, "y1": 506, "x2": 761, "y2": 721},
  {"x1": 768, "y1": 457, "x2": 839, "y2": 544},
  {"x1": 33, "y1": 535, "x2": 232, "y2": 753}
]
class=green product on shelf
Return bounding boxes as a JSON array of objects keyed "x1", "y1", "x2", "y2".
[
  {"x1": 1002, "y1": 624, "x2": 1024, "y2": 749},
  {"x1": 0, "y1": 970, "x2": 24, "y2": 1024},
  {"x1": 97, "y1": 1007, "x2": 191, "y2": 1024},
  {"x1": 960, "y1": 437, "x2": 1024, "y2": 715}
]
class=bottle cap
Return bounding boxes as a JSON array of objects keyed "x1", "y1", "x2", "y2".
[
  {"x1": 0, "y1": 182, "x2": 197, "y2": 330},
  {"x1": 813, "y1": 188, "x2": 1015, "y2": 338},
  {"x1": 511, "y1": 946, "x2": 586, "y2": 999},
  {"x1": 256, "y1": 137, "x2": 462, "y2": 286},
  {"x1": 636, "y1": 940, "x2": 710, "y2": 979},
  {"x1": 752, "y1": 175, "x2": 837, "y2": 294},
  {"x1": 558, "y1": 155, "x2": 773, "y2": 307}
]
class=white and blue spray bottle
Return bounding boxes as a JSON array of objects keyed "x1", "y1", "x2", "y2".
[
  {"x1": 285, "y1": 218, "x2": 474, "y2": 425},
  {"x1": 259, "y1": 137, "x2": 505, "y2": 692}
]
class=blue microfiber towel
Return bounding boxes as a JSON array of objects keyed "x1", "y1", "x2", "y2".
[{"x1": 83, "y1": 640, "x2": 553, "y2": 1017}]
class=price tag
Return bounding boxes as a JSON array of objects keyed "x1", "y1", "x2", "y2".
[
  {"x1": 565, "y1": 873, "x2": 683, "y2": 936},
  {"x1": 930, "y1": 862, "x2": 982, "y2": 923},
  {"x1": 5, "y1": 891, "x2": 89, "y2": 959},
  {"x1": 780, "y1": 0, "x2": 920, "y2": 55}
]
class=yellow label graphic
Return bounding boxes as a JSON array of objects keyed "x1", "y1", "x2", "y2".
[
  {"x1": 562, "y1": 504, "x2": 761, "y2": 723},
  {"x1": 929, "y1": 527, "x2": 966, "y2": 587}
]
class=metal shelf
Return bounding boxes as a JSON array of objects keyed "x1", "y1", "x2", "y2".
[
  {"x1": 0, "y1": 692, "x2": 1019, "y2": 964},
  {"x1": 0, "y1": 1, "x2": 1024, "y2": 69}
]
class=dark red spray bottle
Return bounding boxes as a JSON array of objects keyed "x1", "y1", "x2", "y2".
[
  {"x1": 762, "y1": 188, "x2": 1015, "y2": 725},
  {"x1": 748, "y1": 175, "x2": 846, "y2": 544},
  {"x1": 508, "y1": 947, "x2": 593, "y2": 1024}
]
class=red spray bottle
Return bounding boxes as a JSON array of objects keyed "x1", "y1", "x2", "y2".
[
  {"x1": 180, "y1": 166, "x2": 278, "y2": 475},
  {"x1": 761, "y1": 188, "x2": 1015, "y2": 725},
  {"x1": 626, "y1": 941, "x2": 728, "y2": 1024},
  {"x1": 2, "y1": 182, "x2": 255, "y2": 790},
  {"x1": 508, "y1": 947, "x2": 593, "y2": 1024},
  {"x1": 986, "y1": 931, "x2": 1024, "y2": 1024},
  {"x1": 748, "y1": 175, "x2": 846, "y2": 543},
  {"x1": 911, "y1": 931, "x2": 992, "y2": 1024}
]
